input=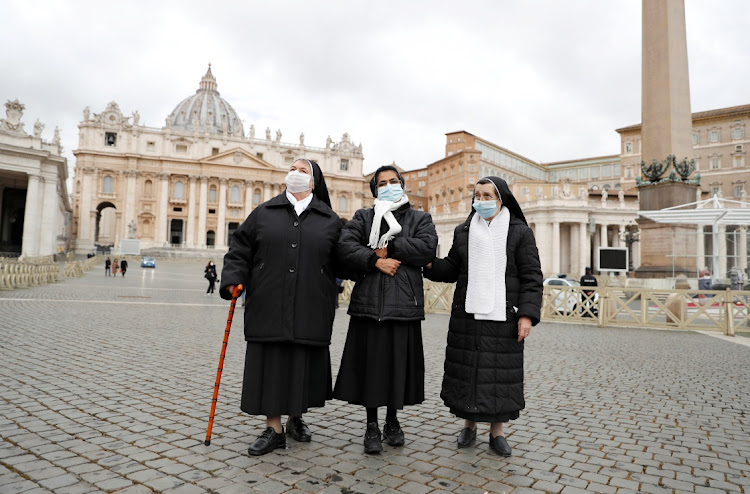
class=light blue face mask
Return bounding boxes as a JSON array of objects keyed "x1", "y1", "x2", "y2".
[
  {"x1": 377, "y1": 183, "x2": 404, "y2": 202},
  {"x1": 473, "y1": 200, "x2": 499, "y2": 219}
]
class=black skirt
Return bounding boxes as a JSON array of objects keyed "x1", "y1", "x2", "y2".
[
  {"x1": 241, "y1": 342, "x2": 332, "y2": 417},
  {"x1": 333, "y1": 317, "x2": 424, "y2": 409}
]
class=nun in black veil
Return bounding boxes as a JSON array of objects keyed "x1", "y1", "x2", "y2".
[
  {"x1": 220, "y1": 158, "x2": 341, "y2": 456},
  {"x1": 425, "y1": 176, "x2": 542, "y2": 457}
]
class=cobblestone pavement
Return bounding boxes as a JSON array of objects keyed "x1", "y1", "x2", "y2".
[{"x1": 1, "y1": 262, "x2": 748, "y2": 494}]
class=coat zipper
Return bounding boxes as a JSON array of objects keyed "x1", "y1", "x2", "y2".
[{"x1": 402, "y1": 270, "x2": 419, "y2": 306}]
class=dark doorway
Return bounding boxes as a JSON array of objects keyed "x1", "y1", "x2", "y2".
[
  {"x1": 0, "y1": 188, "x2": 26, "y2": 254},
  {"x1": 206, "y1": 230, "x2": 215, "y2": 247},
  {"x1": 227, "y1": 222, "x2": 240, "y2": 246},
  {"x1": 170, "y1": 219, "x2": 184, "y2": 245},
  {"x1": 95, "y1": 202, "x2": 117, "y2": 247}
]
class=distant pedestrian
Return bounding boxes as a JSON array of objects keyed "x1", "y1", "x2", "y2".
[
  {"x1": 105, "y1": 257, "x2": 112, "y2": 276},
  {"x1": 204, "y1": 261, "x2": 217, "y2": 294},
  {"x1": 112, "y1": 259, "x2": 119, "y2": 277},
  {"x1": 579, "y1": 266, "x2": 598, "y2": 317},
  {"x1": 120, "y1": 259, "x2": 128, "y2": 276}
]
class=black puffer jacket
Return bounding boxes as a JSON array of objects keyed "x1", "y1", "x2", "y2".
[
  {"x1": 426, "y1": 212, "x2": 542, "y2": 416},
  {"x1": 337, "y1": 204, "x2": 437, "y2": 321},
  {"x1": 219, "y1": 193, "x2": 341, "y2": 346}
]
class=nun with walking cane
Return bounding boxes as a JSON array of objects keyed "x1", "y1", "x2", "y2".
[
  {"x1": 334, "y1": 165, "x2": 438, "y2": 454},
  {"x1": 219, "y1": 158, "x2": 342, "y2": 456},
  {"x1": 424, "y1": 176, "x2": 542, "y2": 457}
]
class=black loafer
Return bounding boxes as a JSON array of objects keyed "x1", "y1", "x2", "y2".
[
  {"x1": 457, "y1": 427, "x2": 477, "y2": 448},
  {"x1": 383, "y1": 419, "x2": 405, "y2": 447},
  {"x1": 364, "y1": 422, "x2": 383, "y2": 454},
  {"x1": 286, "y1": 416, "x2": 312, "y2": 442},
  {"x1": 248, "y1": 427, "x2": 286, "y2": 456},
  {"x1": 489, "y1": 434, "x2": 512, "y2": 457}
]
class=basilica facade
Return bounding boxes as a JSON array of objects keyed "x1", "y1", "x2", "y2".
[{"x1": 72, "y1": 67, "x2": 367, "y2": 253}]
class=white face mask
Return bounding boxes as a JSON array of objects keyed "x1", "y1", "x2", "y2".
[{"x1": 285, "y1": 170, "x2": 312, "y2": 193}]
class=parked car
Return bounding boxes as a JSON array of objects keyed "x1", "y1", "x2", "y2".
[
  {"x1": 141, "y1": 256, "x2": 156, "y2": 268},
  {"x1": 543, "y1": 277, "x2": 598, "y2": 316}
]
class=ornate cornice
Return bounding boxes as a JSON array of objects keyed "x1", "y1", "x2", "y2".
[{"x1": 157, "y1": 173, "x2": 170, "y2": 180}]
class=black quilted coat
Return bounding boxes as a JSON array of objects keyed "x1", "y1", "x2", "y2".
[
  {"x1": 337, "y1": 204, "x2": 438, "y2": 321},
  {"x1": 426, "y1": 212, "x2": 543, "y2": 417}
]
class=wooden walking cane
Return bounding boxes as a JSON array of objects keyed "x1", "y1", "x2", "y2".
[{"x1": 205, "y1": 284, "x2": 243, "y2": 446}]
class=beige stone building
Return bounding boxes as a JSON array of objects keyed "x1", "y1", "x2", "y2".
[
  {"x1": 72, "y1": 67, "x2": 367, "y2": 253},
  {"x1": 0, "y1": 99, "x2": 71, "y2": 258}
]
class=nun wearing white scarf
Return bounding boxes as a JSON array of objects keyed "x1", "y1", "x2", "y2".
[
  {"x1": 334, "y1": 165, "x2": 438, "y2": 454},
  {"x1": 425, "y1": 177, "x2": 542, "y2": 457}
]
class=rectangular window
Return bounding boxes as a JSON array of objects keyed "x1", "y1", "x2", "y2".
[
  {"x1": 173, "y1": 207, "x2": 182, "y2": 212},
  {"x1": 208, "y1": 208, "x2": 216, "y2": 214},
  {"x1": 146, "y1": 141, "x2": 155, "y2": 151},
  {"x1": 693, "y1": 132, "x2": 699, "y2": 145},
  {"x1": 256, "y1": 153, "x2": 263, "y2": 160},
  {"x1": 712, "y1": 187, "x2": 720, "y2": 197},
  {"x1": 105, "y1": 132, "x2": 117, "y2": 146},
  {"x1": 735, "y1": 185, "x2": 744, "y2": 197},
  {"x1": 590, "y1": 167, "x2": 600, "y2": 179},
  {"x1": 625, "y1": 142, "x2": 632, "y2": 153},
  {"x1": 711, "y1": 157, "x2": 721, "y2": 169},
  {"x1": 734, "y1": 156, "x2": 745, "y2": 168},
  {"x1": 732, "y1": 127, "x2": 744, "y2": 140},
  {"x1": 602, "y1": 165, "x2": 613, "y2": 177},
  {"x1": 176, "y1": 144, "x2": 188, "y2": 153},
  {"x1": 212, "y1": 147, "x2": 219, "y2": 155},
  {"x1": 709, "y1": 130, "x2": 720, "y2": 143},
  {"x1": 626, "y1": 167, "x2": 632, "y2": 178},
  {"x1": 340, "y1": 159, "x2": 349, "y2": 171}
]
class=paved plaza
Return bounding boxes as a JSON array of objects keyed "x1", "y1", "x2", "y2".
[{"x1": 1, "y1": 261, "x2": 749, "y2": 494}]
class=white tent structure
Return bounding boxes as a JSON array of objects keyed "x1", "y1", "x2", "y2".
[{"x1": 639, "y1": 195, "x2": 750, "y2": 278}]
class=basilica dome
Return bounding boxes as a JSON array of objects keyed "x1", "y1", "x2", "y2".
[{"x1": 167, "y1": 66, "x2": 244, "y2": 137}]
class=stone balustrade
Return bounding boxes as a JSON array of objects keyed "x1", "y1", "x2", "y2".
[{"x1": 0, "y1": 256, "x2": 101, "y2": 290}]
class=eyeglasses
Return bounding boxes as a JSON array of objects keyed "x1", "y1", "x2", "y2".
[{"x1": 474, "y1": 194, "x2": 499, "y2": 201}]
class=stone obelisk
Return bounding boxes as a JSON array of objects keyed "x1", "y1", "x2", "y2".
[{"x1": 636, "y1": 0, "x2": 699, "y2": 278}]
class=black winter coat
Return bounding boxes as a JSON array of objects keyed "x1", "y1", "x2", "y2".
[
  {"x1": 426, "y1": 213, "x2": 543, "y2": 416},
  {"x1": 337, "y1": 204, "x2": 438, "y2": 321},
  {"x1": 220, "y1": 193, "x2": 341, "y2": 346}
]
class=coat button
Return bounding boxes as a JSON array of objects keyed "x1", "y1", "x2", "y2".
[
  {"x1": 291, "y1": 242, "x2": 298, "y2": 248},
  {"x1": 293, "y1": 221, "x2": 299, "y2": 227},
  {"x1": 289, "y1": 267, "x2": 295, "y2": 273}
]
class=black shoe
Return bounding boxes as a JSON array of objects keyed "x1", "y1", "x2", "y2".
[
  {"x1": 457, "y1": 427, "x2": 477, "y2": 448},
  {"x1": 286, "y1": 416, "x2": 312, "y2": 442},
  {"x1": 489, "y1": 434, "x2": 512, "y2": 457},
  {"x1": 248, "y1": 427, "x2": 286, "y2": 456},
  {"x1": 383, "y1": 419, "x2": 405, "y2": 447},
  {"x1": 363, "y1": 422, "x2": 383, "y2": 454}
]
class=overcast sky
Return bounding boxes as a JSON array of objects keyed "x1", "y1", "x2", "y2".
[{"x1": 1, "y1": 1, "x2": 747, "y2": 179}]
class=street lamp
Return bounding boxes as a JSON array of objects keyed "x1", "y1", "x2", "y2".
[{"x1": 618, "y1": 223, "x2": 641, "y2": 272}]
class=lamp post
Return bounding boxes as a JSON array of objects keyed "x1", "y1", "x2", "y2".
[{"x1": 618, "y1": 223, "x2": 641, "y2": 272}]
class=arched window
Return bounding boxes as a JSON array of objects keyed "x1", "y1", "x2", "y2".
[
  {"x1": 209, "y1": 186, "x2": 217, "y2": 202},
  {"x1": 253, "y1": 189, "x2": 261, "y2": 205},
  {"x1": 102, "y1": 175, "x2": 113, "y2": 194},
  {"x1": 173, "y1": 181, "x2": 184, "y2": 199},
  {"x1": 230, "y1": 185, "x2": 240, "y2": 202},
  {"x1": 144, "y1": 180, "x2": 153, "y2": 196},
  {"x1": 339, "y1": 195, "x2": 348, "y2": 211}
]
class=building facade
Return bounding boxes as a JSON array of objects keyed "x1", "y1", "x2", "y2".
[
  {"x1": 0, "y1": 99, "x2": 71, "y2": 258},
  {"x1": 72, "y1": 67, "x2": 367, "y2": 253}
]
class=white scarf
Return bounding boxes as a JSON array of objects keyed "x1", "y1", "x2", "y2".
[
  {"x1": 286, "y1": 190, "x2": 313, "y2": 217},
  {"x1": 368, "y1": 195, "x2": 410, "y2": 249},
  {"x1": 465, "y1": 207, "x2": 511, "y2": 321}
]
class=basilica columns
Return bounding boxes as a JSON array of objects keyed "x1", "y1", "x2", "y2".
[
  {"x1": 551, "y1": 221, "x2": 560, "y2": 274},
  {"x1": 696, "y1": 226, "x2": 705, "y2": 271},
  {"x1": 244, "y1": 180, "x2": 253, "y2": 217},
  {"x1": 39, "y1": 175, "x2": 59, "y2": 256},
  {"x1": 263, "y1": 183, "x2": 271, "y2": 202},
  {"x1": 123, "y1": 170, "x2": 138, "y2": 240},
  {"x1": 739, "y1": 227, "x2": 747, "y2": 274},
  {"x1": 578, "y1": 221, "x2": 589, "y2": 275},
  {"x1": 600, "y1": 223, "x2": 608, "y2": 248},
  {"x1": 76, "y1": 167, "x2": 95, "y2": 252},
  {"x1": 156, "y1": 173, "x2": 169, "y2": 246},
  {"x1": 21, "y1": 173, "x2": 41, "y2": 257},
  {"x1": 718, "y1": 225, "x2": 727, "y2": 276},
  {"x1": 217, "y1": 179, "x2": 228, "y2": 248},
  {"x1": 186, "y1": 176, "x2": 198, "y2": 247},
  {"x1": 197, "y1": 177, "x2": 208, "y2": 248}
]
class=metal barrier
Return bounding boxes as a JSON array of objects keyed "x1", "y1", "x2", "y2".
[{"x1": 339, "y1": 281, "x2": 746, "y2": 335}]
